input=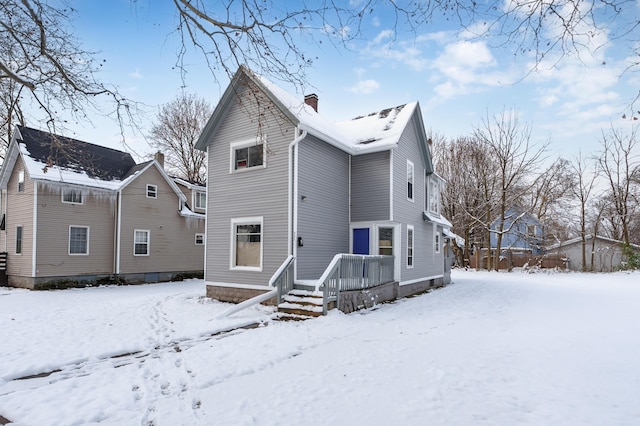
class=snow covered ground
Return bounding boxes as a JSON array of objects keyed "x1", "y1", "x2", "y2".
[{"x1": 1, "y1": 270, "x2": 639, "y2": 426}]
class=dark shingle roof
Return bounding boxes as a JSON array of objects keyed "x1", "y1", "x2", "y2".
[{"x1": 17, "y1": 126, "x2": 136, "y2": 181}]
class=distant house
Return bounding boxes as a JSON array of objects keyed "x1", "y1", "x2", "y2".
[
  {"x1": 194, "y1": 66, "x2": 451, "y2": 311},
  {"x1": 490, "y1": 207, "x2": 543, "y2": 254},
  {"x1": 0, "y1": 126, "x2": 205, "y2": 289},
  {"x1": 547, "y1": 235, "x2": 640, "y2": 272}
]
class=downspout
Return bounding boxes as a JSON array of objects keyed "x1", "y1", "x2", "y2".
[
  {"x1": 115, "y1": 189, "x2": 122, "y2": 275},
  {"x1": 288, "y1": 127, "x2": 307, "y2": 261},
  {"x1": 32, "y1": 181, "x2": 38, "y2": 277}
]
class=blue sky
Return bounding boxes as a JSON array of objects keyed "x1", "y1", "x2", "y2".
[{"x1": 56, "y1": 1, "x2": 639, "y2": 163}]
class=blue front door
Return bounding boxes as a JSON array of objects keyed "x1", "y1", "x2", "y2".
[{"x1": 353, "y1": 228, "x2": 370, "y2": 255}]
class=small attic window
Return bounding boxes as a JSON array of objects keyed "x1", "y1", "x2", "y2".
[
  {"x1": 62, "y1": 189, "x2": 83, "y2": 204},
  {"x1": 147, "y1": 184, "x2": 158, "y2": 199},
  {"x1": 18, "y1": 170, "x2": 24, "y2": 192}
]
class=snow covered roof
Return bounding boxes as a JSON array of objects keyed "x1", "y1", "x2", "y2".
[
  {"x1": 547, "y1": 235, "x2": 640, "y2": 251},
  {"x1": 11, "y1": 126, "x2": 136, "y2": 191},
  {"x1": 196, "y1": 66, "x2": 428, "y2": 161}
]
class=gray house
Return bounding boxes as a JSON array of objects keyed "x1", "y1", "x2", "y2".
[
  {"x1": 547, "y1": 235, "x2": 640, "y2": 272},
  {"x1": 0, "y1": 126, "x2": 205, "y2": 289},
  {"x1": 195, "y1": 66, "x2": 451, "y2": 308}
]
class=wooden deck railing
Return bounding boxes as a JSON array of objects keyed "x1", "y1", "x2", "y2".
[{"x1": 316, "y1": 254, "x2": 394, "y2": 314}]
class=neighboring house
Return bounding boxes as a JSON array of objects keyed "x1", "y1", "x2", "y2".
[
  {"x1": 173, "y1": 177, "x2": 207, "y2": 215},
  {"x1": 547, "y1": 235, "x2": 640, "y2": 272},
  {"x1": 194, "y1": 66, "x2": 451, "y2": 307},
  {"x1": 0, "y1": 126, "x2": 205, "y2": 289},
  {"x1": 490, "y1": 207, "x2": 544, "y2": 254}
]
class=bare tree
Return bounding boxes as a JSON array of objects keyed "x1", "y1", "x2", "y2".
[
  {"x1": 149, "y1": 93, "x2": 211, "y2": 184},
  {"x1": 597, "y1": 124, "x2": 640, "y2": 244},
  {"x1": 569, "y1": 153, "x2": 599, "y2": 271},
  {"x1": 0, "y1": 0, "x2": 134, "y2": 158},
  {"x1": 473, "y1": 109, "x2": 549, "y2": 270}
]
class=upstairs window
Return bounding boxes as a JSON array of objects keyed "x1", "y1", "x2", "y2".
[
  {"x1": 194, "y1": 191, "x2": 206, "y2": 209},
  {"x1": 527, "y1": 224, "x2": 537, "y2": 238},
  {"x1": 18, "y1": 170, "x2": 24, "y2": 192},
  {"x1": 407, "y1": 160, "x2": 414, "y2": 201},
  {"x1": 146, "y1": 184, "x2": 157, "y2": 199},
  {"x1": 231, "y1": 140, "x2": 265, "y2": 172},
  {"x1": 62, "y1": 189, "x2": 83, "y2": 204},
  {"x1": 428, "y1": 177, "x2": 440, "y2": 215}
]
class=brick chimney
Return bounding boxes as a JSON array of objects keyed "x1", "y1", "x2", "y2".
[
  {"x1": 304, "y1": 93, "x2": 318, "y2": 112},
  {"x1": 154, "y1": 151, "x2": 165, "y2": 169}
]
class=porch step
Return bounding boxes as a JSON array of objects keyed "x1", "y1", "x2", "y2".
[{"x1": 276, "y1": 290, "x2": 324, "y2": 320}]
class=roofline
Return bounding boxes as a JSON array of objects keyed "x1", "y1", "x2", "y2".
[
  {"x1": 0, "y1": 127, "x2": 22, "y2": 189},
  {"x1": 120, "y1": 160, "x2": 187, "y2": 203},
  {"x1": 548, "y1": 234, "x2": 640, "y2": 250},
  {"x1": 195, "y1": 66, "x2": 299, "y2": 152}
]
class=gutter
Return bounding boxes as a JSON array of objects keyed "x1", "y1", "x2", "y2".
[{"x1": 288, "y1": 127, "x2": 307, "y2": 262}]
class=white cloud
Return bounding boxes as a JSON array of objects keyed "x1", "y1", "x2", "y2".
[
  {"x1": 348, "y1": 79, "x2": 380, "y2": 95},
  {"x1": 130, "y1": 69, "x2": 143, "y2": 79}
]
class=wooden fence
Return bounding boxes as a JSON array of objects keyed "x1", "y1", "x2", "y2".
[{"x1": 470, "y1": 249, "x2": 567, "y2": 271}]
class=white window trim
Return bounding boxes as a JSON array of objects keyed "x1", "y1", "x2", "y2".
[
  {"x1": 68, "y1": 225, "x2": 89, "y2": 255},
  {"x1": 194, "y1": 191, "x2": 206, "y2": 209},
  {"x1": 435, "y1": 231, "x2": 441, "y2": 254},
  {"x1": 61, "y1": 189, "x2": 84, "y2": 205},
  {"x1": 230, "y1": 216, "x2": 263, "y2": 272},
  {"x1": 229, "y1": 138, "x2": 266, "y2": 173},
  {"x1": 407, "y1": 160, "x2": 414, "y2": 202},
  {"x1": 146, "y1": 184, "x2": 158, "y2": 199},
  {"x1": 195, "y1": 233, "x2": 205, "y2": 245},
  {"x1": 407, "y1": 225, "x2": 414, "y2": 268},
  {"x1": 18, "y1": 170, "x2": 24, "y2": 192},
  {"x1": 134, "y1": 229, "x2": 150, "y2": 256}
]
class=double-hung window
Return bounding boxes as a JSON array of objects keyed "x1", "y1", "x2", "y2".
[
  {"x1": 407, "y1": 225, "x2": 414, "y2": 267},
  {"x1": 69, "y1": 226, "x2": 89, "y2": 255},
  {"x1": 134, "y1": 230, "x2": 150, "y2": 256},
  {"x1": 407, "y1": 160, "x2": 414, "y2": 201},
  {"x1": 435, "y1": 232, "x2": 441, "y2": 254},
  {"x1": 428, "y1": 177, "x2": 440, "y2": 215},
  {"x1": 62, "y1": 189, "x2": 83, "y2": 204},
  {"x1": 231, "y1": 217, "x2": 263, "y2": 270},
  {"x1": 231, "y1": 140, "x2": 265, "y2": 172},
  {"x1": 194, "y1": 191, "x2": 206, "y2": 209}
]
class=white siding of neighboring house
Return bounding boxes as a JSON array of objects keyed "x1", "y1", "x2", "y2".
[{"x1": 6, "y1": 156, "x2": 34, "y2": 279}]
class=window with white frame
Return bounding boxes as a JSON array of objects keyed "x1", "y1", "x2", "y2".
[
  {"x1": 231, "y1": 140, "x2": 265, "y2": 171},
  {"x1": 194, "y1": 191, "x2": 206, "y2": 209},
  {"x1": 146, "y1": 184, "x2": 157, "y2": 199},
  {"x1": 69, "y1": 226, "x2": 89, "y2": 255},
  {"x1": 407, "y1": 160, "x2": 414, "y2": 201},
  {"x1": 16, "y1": 226, "x2": 22, "y2": 254},
  {"x1": 134, "y1": 230, "x2": 150, "y2": 256},
  {"x1": 407, "y1": 225, "x2": 414, "y2": 268},
  {"x1": 428, "y1": 177, "x2": 440, "y2": 215},
  {"x1": 435, "y1": 231, "x2": 441, "y2": 254},
  {"x1": 526, "y1": 224, "x2": 537, "y2": 238},
  {"x1": 62, "y1": 189, "x2": 83, "y2": 204},
  {"x1": 195, "y1": 233, "x2": 204, "y2": 245},
  {"x1": 18, "y1": 170, "x2": 24, "y2": 192},
  {"x1": 379, "y1": 227, "x2": 394, "y2": 256},
  {"x1": 231, "y1": 217, "x2": 263, "y2": 270}
]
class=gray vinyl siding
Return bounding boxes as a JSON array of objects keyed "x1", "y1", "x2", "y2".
[
  {"x1": 392, "y1": 116, "x2": 443, "y2": 282},
  {"x1": 350, "y1": 151, "x2": 391, "y2": 222},
  {"x1": 119, "y1": 165, "x2": 205, "y2": 274},
  {"x1": 6, "y1": 157, "x2": 34, "y2": 277},
  {"x1": 204, "y1": 85, "x2": 292, "y2": 286},
  {"x1": 35, "y1": 184, "x2": 116, "y2": 277},
  {"x1": 296, "y1": 135, "x2": 350, "y2": 279}
]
